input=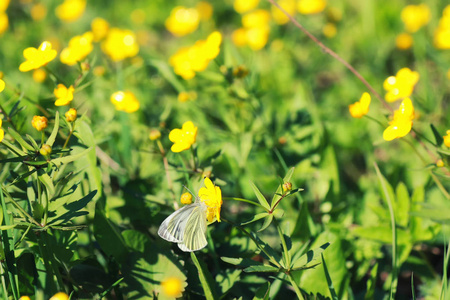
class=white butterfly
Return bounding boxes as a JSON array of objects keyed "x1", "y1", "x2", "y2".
[{"x1": 158, "y1": 200, "x2": 208, "y2": 252}]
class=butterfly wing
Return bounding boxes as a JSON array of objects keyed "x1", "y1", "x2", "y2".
[
  {"x1": 178, "y1": 202, "x2": 207, "y2": 252},
  {"x1": 158, "y1": 203, "x2": 197, "y2": 243}
]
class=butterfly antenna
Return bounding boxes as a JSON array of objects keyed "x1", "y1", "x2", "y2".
[{"x1": 183, "y1": 185, "x2": 200, "y2": 202}]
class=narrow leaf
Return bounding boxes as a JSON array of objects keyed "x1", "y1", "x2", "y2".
[
  {"x1": 258, "y1": 214, "x2": 273, "y2": 232},
  {"x1": 250, "y1": 181, "x2": 270, "y2": 210},
  {"x1": 46, "y1": 111, "x2": 59, "y2": 147},
  {"x1": 51, "y1": 147, "x2": 92, "y2": 166},
  {"x1": 7, "y1": 128, "x2": 35, "y2": 151},
  {"x1": 244, "y1": 265, "x2": 279, "y2": 273},
  {"x1": 241, "y1": 212, "x2": 269, "y2": 226},
  {"x1": 322, "y1": 254, "x2": 338, "y2": 300},
  {"x1": 191, "y1": 252, "x2": 217, "y2": 300},
  {"x1": 253, "y1": 282, "x2": 271, "y2": 300},
  {"x1": 430, "y1": 124, "x2": 443, "y2": 146},
  {"x1": 292, "y1": 242, "x2": 330, "y2": 270}
]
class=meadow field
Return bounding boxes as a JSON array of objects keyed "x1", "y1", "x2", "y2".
[{"x1": 0, "y1": 0, "x2": 449, "y2": 299}]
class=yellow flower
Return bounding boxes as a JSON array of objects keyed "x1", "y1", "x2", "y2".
[
  {"x1": 165, "y1": 6, "x2": 200, "y2": 37},
  {"x1": 101, "y1": 28, "x2": 139, "y2": 62},
  {"x1": 231, "y1": 28, "x2": 248, "y2": 46},
  {"x1": 0, "y1": 118, "x2": 4, "y2": 143},
  {"x1": 55, "y1": 0, "x2": 86, "y2": 23},
  {"x1": 233, "y1": 10, "x2": 271, "y2": 51},
  {"x1": 0, "y1": 12, "x2": 8, "y2": 35},
  {"x1": 323, "y1": 23, "x2": 337, "y2": 38},
  {"x1": 180, "y1": 192, "x2": 193, "y2": 205},
  {"x1": 39, "y1": 144, "x2": 52, "y2": 156},
  {"x1": 178, "y1": 91, "x2": 197, "y2": 103},
  {"x1": 169, "y1": 121, "x2": 197, "y2": 152},
  {"x1": 383, "y1": 98, "x2": 415, "y2": 141},
  {"x1": 54, "y1": 84, "x2": 74, "y2": 106},
  {"x1": 401, "y1": 4, "x2": 431, "y2": 33},
  {"x1": 383, "y1": 67, "x2": 419, "y2": 102},
  {"x1": 242, "y1": 9, "x2": 271, "y2": 28},
  {"x1": 18, "y1": 297, "x2": 30, "y2": 300},
  {"x1": 149, "y1": 129, "x2": 161, "y2": 141},
  {"x1": 91, "y1": 17, "x2": 109, "y2": 42},
  {"x1": 298, "y1": 0, "x2": 326, "y2": 15},
  {"x1": 349, "y1": 92, "x2": 371, "y2": 119},
  {"x1": 49, "y1": 292, "x2": 69, "y2": 300},
  {"x1": 444, "y1": 130, "x2": 450, "y2": 148},
  {"x1": 161, "y1": 277, "x2": 185, "y2": 298},
  {"x1": 196, "y1": 2, "x2": 213, "y2": 21},
  {"x1": 30, "y1": 3, "x2": 47, "y2": 21},
  {"x1": 110, "y1": 91, "x2": 140, "y2": 113},
  {"x1": 198, "y1": 177, "x2": 222, "y2": 223},
  {"x1": 32, "y1": 69, "x2": 46, "y2": 83},
  {"x1": 271, "y1": 0, "x2": 296, "y2": 25},
  {"x1": 65, "y1": 108, "x2": 77, "y2": 122},
  {"x1": 0, "y1": 78, "x2": 4, "y2": 92},
  {"x1": 234, "y1": 0, "x2": 259, "y2": 14},
  {"x1": 19, "y1": 41, "x2": 57, "y2": 72},
  {"x1": 60, "y1": 32, "x2": 94, "y2": 66},
  {"x1": 169, "y1": 31, "x2": 222, "y2": 80},
  {"x1": 434, "y1": 5, "x2": 450, "y2": 50},
  {"x1": 0, "y1": 0, "x2": 9, "y2": 12},
  {"x1": 245, "y1": 26, "x2": 270, "y2": 50},
  {"x1": 396, "y1": 33, "x2": 413, "y2": 50},
  {"x1": 31, "y1": 116, "x2": 48, "y2": 131}
]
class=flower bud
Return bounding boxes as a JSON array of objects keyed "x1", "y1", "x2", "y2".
[
  {"x1": 282, "y1": 182, "x2": 292, "y2": 192},
  {"x1": 39, "y1": 144, "x2": 52, "y2": 156},
  {"x1": 180, "y1": 192, "x2": 193, "y2": 205},
  {"x1": 65, "y1": 108, "x2": 77, "y2": 122},
  {"x1": 31, "y1": 116, "x2": 48, "y2": 131},
  {"x1": 436, "y1": 159, "x2": 444, "y2": 168},
  {"x1": 149, "y1": 129, "x2": 161, "y2": 141}
]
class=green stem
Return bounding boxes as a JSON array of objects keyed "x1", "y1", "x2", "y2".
[
  {"x1": 44, "y1": 66, "x2": 66, "y2": 86},
  {"x1": 364, "y1": 114, "x2": 386, "y2": 128},
  {"x1": 287, "y1": 272, "x2": 305, "y2": 300},
  {"x1": 222, "y1": 197, "x2": 264, "y2": 209}
]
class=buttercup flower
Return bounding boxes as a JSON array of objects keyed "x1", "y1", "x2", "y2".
[
  {"x1": 49, "y1": 292, "x2": 69, "y2": 300},
  {"x1": 434, "y1": 5, "x2": 450, "y2": 49},
  {"x1": 297, "y1": 0, "x2": 327, "y2": 15},
  {"x1": 0, "y1": 78, "x2": 4, "y2": 92},
  {"x1": 0, "y1": 0, "x2": 9, "y2": 12},
  {"x1": 91, "y1": 18, "x2": 109, "y2": 42},
  {"x1": 54, "y1": 84, "x2": 74, "y2": 106},
  {"x1": 60, "y1": 32, "x2": 94, "y2": 66},
  {"x1": 30, "y1": 3, "x2": 47, "y2": 21},
  {"x1": 383, "y1": 98, "x2": 415, "y2": 141},
  {"x1": 443, "y1": 130, "x2": 450, "y2": 148},
  {"x1": 165, "y1": 6, "x2": 200, "y2": 37},
  {"x1": 272, "y1": 0, "x2": 296, "y2": 25},
  {"x1": 198, "y1": 177, "x2": 222, "y2": 223},
  {"x1": 0, "y1": 118, "x2": 4, "y2": 143},
  {"x1": 18, "y1": 297, "x2": 30, "y2": 300},
  {"x1": 401, "y1": 4, "x2": 430, "y2": 33},
  {"x1": 31, "y1": 116, "x2": 48, "y2": 131},
  {"x1": 349, "y1": 92, "x2": 371, "y2": 119},
  {"x1": 178, "y1": 91, "x2": 197, "y2": 103},
  {"x1": 0, "y1": 12, "x2": 8, "y2": 35},
  {"x1": 19, "y1": 41, "x2": 57, "y2": 72},
  {"x1": 101, "y1": 28, "x2": 139, "y2": 62},
  {"x1": 32, "y1": 69, "x2": 47, "y2": 83},
  {"x1": 233, "y1": 10, "x2": 271, "y2": 51},
  {"x1": 149, "y1": 129, "x2": 161, "y2": 141},
  {"x1": 383, "y1": 68, "x2": 419, "y2": 102},
  {"x1": 169, "y1": 121, "x2": 197, "y2": 152},
  {"x1": 110, "y1": 91, "x2": 140, "y2": 113},
  {"x1": 196, "y1": 2, "x2": 213, "y2": 21},
  {"x1": 65, "y1": 108, "x2": 77, "y2": 122},
  {"x1": 396, "y1": 33, "x2": 413, "y2": 50},
  {"x1": 180, "y1": 192, "x2": 193, "y2": 205},
  {"x1": 161, "y1": 277, "x2": 185, "y2": 298},
  {"x1": 55, "y1": 0, "x2": 86, "y2": 22},
  {"x1": 234, "y1": 0, "x2": 259, "y2": 14},
  {"x1": 169, "y1": 31, "x2": 222, "y2": 80}
]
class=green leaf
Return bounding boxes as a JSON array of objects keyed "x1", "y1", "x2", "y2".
[
  {"x1": 191, "y1": 252, "x2": 218, "y2": 300},
  {"x1": 365, "y1": 263, "x2": 378, "y2": 300},
  {"x1": 51, "y1": 147, "x2": 92, "y2": 166},
  {"x1": 292, "y1": 242, "x2": 330, "y2": 270},
  {"x1": 322, "y1": 254, "x2": 338, "y2": 300},
  {"x1": 430, "y1": 124, "x2": 444, "y2": 146},
  {"x1": 241, "y1": 212, "x2": 269, "y2": 226},
  {"x1": 217, "y1": 269, "x2": 241, "y2": 298},
  {"x1": 253, "y1": 282, "x2": 271, "y2": 300},
  {"x1": 270, "y1": 167, "x2": 295, "y2": 209},
  {"x1": 221, "y1": 257, "x2": 262, "y2": 268},
  {"x1": 47, "y1": 190, "x2": 97, "y2": 225},
  {"x1": 250, "y1": 181, "x2": 270, "y2": 210},
  {"x1": 46, "y1": 111, "x2": 59, "y2": 147},
  {"x1": 38, "y1": 171, "x2": 55, "y2": 199},
  {"x1": 244, "y1": 265, "x2": 279, "y2": 273},
  {"x1": 7, "y1": 127, "x2": 35, "y2": 152},
  {"x1": 258, "y1": 214, "x2": 273, "y2": 232},
  {"x1": 395, "y1": 182, "x2": 410, "y2": 227}
]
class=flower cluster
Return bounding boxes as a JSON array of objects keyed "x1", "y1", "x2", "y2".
[
  {"x1": 110, "y1": 91, "x2": 140, "y2": 113},
  {"x1": 434, "y1": 5, "x2": 450, "y2": 50},
  {"x1": 383, "y1": 98, "x2": 415, "y2": 141},
  {"x1": 169, "y1": 31, "x2": 222, "y2": 80},
  {"x1": 383, "y1": 67, "x2": 419, "y2": 102},
  {"x1": 55, "y1": 0, "x2": 86, "y2": 23},
  {"x1": 101, "y1": 28, "x2": 139, "y2": 62},
  {"x1": 349, "y1": 92, "x2": 371, "y2": 119},
  {"x1": 198, "y1": 177, "x2": 223, "y2": 223},
  {"x1": 401, "y1": 4, "x2": 430, "y2": 33},
  {"x1": 168, "y1": 121, "x2": 197, "y2": 152},
  {"x1": 91, "y1": 17, "x2": 110, "y2": 42},
  {"x1": 19, "y1": 41, "x2": 57, "y2": 72},
  {"x1": 60, "y1": 32, "x2": 94, "y2": 66}
]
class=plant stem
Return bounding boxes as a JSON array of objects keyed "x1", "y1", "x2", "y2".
[
  {"x1": 287, "y1": 272, "x2": 305, "y2": 300},
  {"x1": 156, "y1": 139, "x2": 175, "y2": 200}
]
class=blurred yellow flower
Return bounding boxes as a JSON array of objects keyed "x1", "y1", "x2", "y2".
[
  {"x1": 32, "y1": 69, "x2": 47, "y2": 83},
  {"x1": 396, "y1": 33, "x2": 413, "y2": 50},
  {"x1": 93, "y1": 66, "x2": 106, "y2": 76},
  {"x1": 161, "y1": 277, "x2": 184, "y2": 298},
  {"x1": 101, "y1": 28, "x2": 139, "y2": 62},
  {"x1": 199, "y1": 177, "x2": 222, "y2": 223},
  {"x1": 178, "y1": 91, "x2": 197, "y2": 102},
  {"x1": 196, "y1": 2, "x2": 213, "y2": 21},
  {"x1": 49, "y1": 292, "x2": 69, "y2": 300},
  {"x1": 383, "y1": 68, "x2": 419, "y2": 102},
  {"x1": 245, "y1": 26, "x2": 270, "y2": 50},
  {"x1": 19, "y1": 41, "x2": 57, "y2": 72},
  {"x1": 18, "y1": 296, "x2": 30, "y2": 300},
  {"x1": 0, "y1": 0, "x2": 9, "y2": 12},
  {"x1": 242, "y1": 9, "x2": 271, "y2": 28},
  {"x1": 434, "y1": 5, "x2": 450, "y2": 50},
  {"x1": 0, "y1": 13, "x2": 8, "y2": 35},
  {"x1": 30, "y1": 3, "x2": 47, "y2": 21},
  {"x1": 169, "y1": 121, "x2": 197, "y2": 152},
  {"x1": 383, "y1": 98, "x2": 415, "y2": 141},
  {"x1": 149, "y1": 129, "x2": 161, "y2": 141},
  {"x1": 130, "y1": 9, "x2": 146, "y2": 25},
  {"x1": 65, "y1": 108, "x2": 77, "y2": 122},
  {"x1": 60, "y1": 32, "x2": 94, "y2": 66},
  {"x1": 323, "y1": 23, "x2": 337, "y2": 38},
  {"x1": 233, "y1": 10, "x2": 271, "y2": 51},
  {"x1": 169, "y1": 31, "x2": 222, "y2": 80},
  {"x1": 349, "y1": 92, "x2": 371, "y2": 119},
  {"x1": 91, "y1": 17, "x2": 109, "y2": 42},
  {"x1": 298, "y1": 0, "x2": 326, "y2": 15},
  {"x1": 110, "y1": 91, "x2": 140, "y2": 113},
  {"x1": 234, "y1": 0, "x2": 259, "y2": 14},
  {"x1": 0, "y1": 78, "x2": 4, "y2": 92},
  {"x1": 180, "y1": 192, "x2": 193, "y2": 205},
  {"x1": 231, "y1": 28, "x2": 248, "y2": 46},
  {"x1": 0, "y1": 118, "x2": 4, "y2": 143},
  {"x1": 55, "y1": 0, "x2": 86, "y2": 22},
  {"x1": 165, "y1": 6, "x2": 199, "y2": 37},
  {"x1": 31, "y1": 116, "x2": 48, "y2": 131},
  {"x1": 401, "y1": 4, "x2": 430, "y2": 33},
  {"x1": 54, "y1": 84, "x2": 74, "y2": 106},
  {"x1": 443, "y1": 130, "x2": 450, "y2": 147},
  {"x1": 271, "y1": 0, "x2": 296, "y2": 25}
]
